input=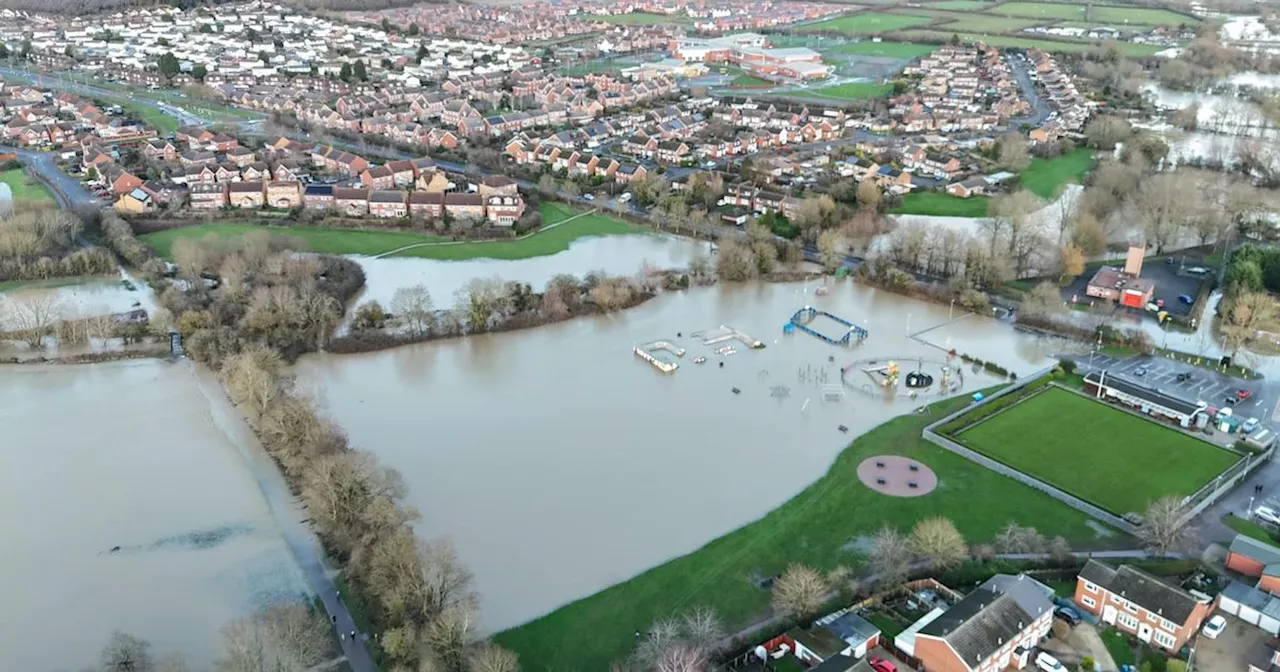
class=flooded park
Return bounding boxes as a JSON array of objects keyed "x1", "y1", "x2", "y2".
[
  {"x1": 294, "y1": 266, "x2": 1071, "y2": 632},
  {"x1": 0, "y1": 360, "x2": 310, "y2": 670}
]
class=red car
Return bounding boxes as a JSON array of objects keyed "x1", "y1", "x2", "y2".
[
  {"x1": 869, "y1": 657, "x2": 898, "y2": 672},
  {"x1": 1238, "y1": 389, "x2": 1254, "y2": 402}
]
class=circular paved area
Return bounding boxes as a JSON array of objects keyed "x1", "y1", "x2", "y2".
[{"x1": 856, "y1": 455, "x2": 938, "y2": 497}]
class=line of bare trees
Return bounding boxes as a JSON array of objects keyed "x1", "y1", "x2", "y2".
[
  {"x1": 0, "y1": 208, "x2": 116, "y2": 282},
  {"x1": 148, "y1": 230, "x2": 515, "y2": 670},
  {"x1": 85, "y1": 601, "x2": 336, "y2": 672}
]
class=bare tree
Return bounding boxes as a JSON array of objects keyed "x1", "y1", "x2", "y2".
[
  {"x1": 1084, "y1": 115, "x2": 1132, "y2": 150},
  {"x1": 909, "y1": 517, "x2": 968, "y2": 569},
  {"x1": 655, "y1": 645, "x2": 709, "y2": 672},
  {"x1": 1222, "y1": 291, "x2": 1280, "y2": 356},
  {"x1": 1138, "y1": 496, "x2": 1189, "y2": 557},
  {"x1": 469, "y1": 642, "x2": 521, "y2": 672},
  {"x1": 216, "y1": 602, "x2": 332, "y2": 672},
  {"x1": 391, "y1": 284, "x2": 435, "y2": 337},
  {"x1": 987, "y1": 190, "x2": 1044, "y2": 276},
  {"x1": 1060, "y1": 245, "x2": 1085, "y2": 278},
  {"x1": 771, "y1": 564, "x2": 829, "y2": 620},
  {"x1": 856, "y1": 179, "x2": 881, "y2": 212},
  {"x1": 1071, "y1": 212, "x2": 1107, "y2": 255},
  {"x1": 101, "y1": 631, "x2": 154, "y2": 672},
  {"x1": 868, "y1": 525, "x2": 912, "y2": 589},
  {"x1": 1, "y1": 291, "x2": 64, "y2": 348},
  {"x1": 220, "y1": 345, "x2": 285, "y2": 419},
  {"x1": 995, "y1": 523, "x2": 1047, "y2": 554},
  {"x1": 1124, "y1": 171, "x2": 1195, "y2": 254},
  {"x1": 1020, "y1": 282, "x2": 1065, "y2": 318},
  {"x1": 1048, "y1": 536, "x2": 1073, "y2": 564},
  {"x1": 997, "y1": 132, "x2": 1031, "y2": 171},
  {"x1": 816, "y1": 229, "x2": 846, "y2": 273}
]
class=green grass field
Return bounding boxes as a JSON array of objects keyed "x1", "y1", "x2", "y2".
[
  {"x1": 929, "y1": 0, "x2": 990, "y2": 9},
  {"x1": 893, "y1": 30, "x2": 1167, "y2": 56},
  {"x1": 1090, "y1": 5, "x2": 1197, "y2": 26},
  {"x1": 801, "y1": 11, "x2": 933, "y2": 35},
  {"x1": 990, "y1": 1, "x2": 1087, "y2": 20},
  {"x1": 139, "y1": 203, "x2": 643, "y2": 262},
  {"x1": 579, "y1": 11, "x2": 688, "y2": 24},
  {"x1": 0, "y1": 169, "x2": 53, "y2": 203},
  {"x1": 955, "y1": 388, "x2": 1238, "y2": 515},
  {"x1": 892, "y1": 191, "x2": 991, "y2": 217},
  {"x1": 919, "y1": 11, "x2": 1043, "y2": 33},
  {"x1": 809, "y1": 81, "x2": 893, "y2": 100},
  {"x1": 827, "y1": 41, "x2": 937, "y2": 58},
  {"x1": 1020, "y1": 148, "x2": 1095, "y2": 198},
  {"x1": 496, "y1": 392, "x2": 1107, "y2": 671}
]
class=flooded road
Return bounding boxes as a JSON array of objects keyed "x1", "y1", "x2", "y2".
[
  {"x1": 295, "y1": 278, "x2": 1067, "y2": 631},
  {"x1": 0, "y1": 360, "x2": 309, "y2": 669}
]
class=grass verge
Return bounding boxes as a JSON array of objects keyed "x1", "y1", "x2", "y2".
[
  {"x1": 495, "y1": 392, "x2": 1108, "y2": 670},
  {"x1": 954, "y1": 387, "x2": 1239, "y2": 515},
  {"x1": 0, "y1": 168, "x2": 54, "y2": 203},
  {"x1": 1224, "y1": 514, "x2": 1277, "y2": 543}
]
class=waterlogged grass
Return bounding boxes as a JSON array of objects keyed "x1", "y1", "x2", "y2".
[
  {"x1": 496, "y1": 392, "x2": 1105, "y2": 671},
  {"x1": 801, "y1": 11, "x2": 933, "y2": 35},
  {"x1": 0, "y1": 168, "x2": 54, "y2": 203},
  {"x1": 1020, "y1": 148, "x2": 1095, "y2": 198},
  {"x1": 139, "y1": 203, "x2": 643, "y2": 261},
  {"x1": 0, "y1": 274, "x2": 117, "y2": 293}
]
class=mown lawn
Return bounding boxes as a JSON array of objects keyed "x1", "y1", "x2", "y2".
[
  {"x1": 955, "y1": 387, "x2": 1238, "y2": 515},
  {"x1": 0, "y1": 168, "x2": 53, "y2": 203},
  {"x1": 496, "y1": 392, "x2": 1107, "y2": 671},
  {"x1": 1090, "y1": 5, "x2": 1197, "y2": 26},
  {"x1": 891, "y1": 191, "x2": 991, "y2": 217},
  {"x1": 1020, "y1": 148, "x2": 1095, "y2": 199},
  {"x1": 139, "y1": 203, "x2": 643, "y2": 262},
  {"x1": 809, "y1": 81, "x2": 893, "y2": 100},
  {"x1": 990, "y1": 1, "x2": 1086, "y2": 20},
  {"x1": 921, "y1": 12, "x2": 1043, "y2": 33},
  {"x1": 801, "y1": 11, "x2": 933, "y2": 35}
]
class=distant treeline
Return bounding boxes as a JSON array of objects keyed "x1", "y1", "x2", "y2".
[{"x1": 0, "y1": 0, "x2": 438, "y2": 13}]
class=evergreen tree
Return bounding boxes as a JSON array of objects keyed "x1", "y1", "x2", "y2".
[
  {"x1": 353, "y1": 59, "x2": 368, "y2": 81},
  {"x1": 157, "y1": 52, "x2": 180, "y2": 78},
  {"x1": 339, "y1": 61, "x2": 353, "y2": 82},
  {"x1": 191, "y1": 64, "x2": 207, "y2": 81}
]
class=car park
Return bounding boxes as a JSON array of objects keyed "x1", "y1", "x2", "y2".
[
  {"x1": 1176, "y1": 373, "x2": 1194, "y2": 383},
  {"x1": 1237, "y1": 389, "x2": 1254, "y2": 402},
  {"x1": 1134, "y1": 366, "x2": 1148, "y2": 376},
  {"x1": 1036, "y1": 652, "x2": 1066, "y2": 672},
  {"x1": 1202, "y1": 614, "x2": 1226, "y2": 639}
]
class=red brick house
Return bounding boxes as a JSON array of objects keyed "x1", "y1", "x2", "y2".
[
  {"x1": 188, "y1": 182, "x2": 226, "y2": 210},
  {"x1": 409, "y1": 191, "x2": 443, "y2": 219},
  {"x1": 1075, "y1": 560, "x2": 1212, "y2": 653},
  {"x1": 368, "y1": 190, "x2": 407, "y2": 218},
  {"x1": 485, "y1": 195, "x2": 526, "y2": 226},
  {"x1": 334, "y1": 188, "x2": 369, "y2": 216},
  {"x1": 913, "y1": 574, "x2": 1052, "y2": 672},
  {"x1": 1227, "y1": 535, "x2": 1280, "y2": 593},
  {"x1": 361, "y1": 165, "x2": 395, "y2": 190}
]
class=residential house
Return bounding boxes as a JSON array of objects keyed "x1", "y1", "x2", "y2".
[
  {"x1": 485, "y1": 195, "x2": 526, "y2": 226},
  {"x1": 369, "y1": 190, "x2": 408, "y2": 218},
  {"x1": 334, "y1": 188, "x2": 369, "y2": 216},
  {"x1": 266, "y1": 181, "x2": 302, "y2": 209},
  {"x1": 189, "y1": 182, "x2": 227, "y2": 210},
  {"x1": 1075, "y1": 559, "x2": 1212, "y2": 652},
  {"x1": 226, "y1": 147, "x2": 257, "y2": 167},
  {"x1": 409, "y1": 191, "x2": 444, "y2": 219},
  {"x1": 303, "y1": 184, "x2": 335, "y2": 210},
  {"x1": 912, "y1": 574, "x2": 1053, "y2": 672},
  {"x1": 614, "y1": 164, "x2": 646, "y2": 183},
  {"x1": 361, "y1": 165, "x2": 396, "y2": 190},
  {"x1": 417, "y1": 171, "x2": 451, "y2": 193},
  {"x1": 946, "y1": 178, "x2": 988, "y2": 199},
  {"x1": 228, "y1": 181, "x2": 266, "y2": 209},
  {"x1": 114, "y1": 188, "x2": 154, "y2": 214},
  {"x1": 444, "y1": 193, "x2": 485, "y2": 220},
  {"x1": 107, "y1": 168, "x2": 144, "y2": 195},
  {"x1": 386, "y1": 160, "x2": 416, "y2": 187},
  {"x1": 478, "y1": 175, "x2": 518, "y2": 197}
]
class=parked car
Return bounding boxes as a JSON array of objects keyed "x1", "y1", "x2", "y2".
[
  {"x1": 618, "y1": 192, "x2": 632, "y2": 203},
  {"x1": 1243, "y1": 418, "x2": 1261, "y2": 434},
  {"x1": 1145, "y1": 302, "x2": 1160, "y2": 313},
  {"x1": 868, "y1": 657, "x2": 897, "y2": 672},
  {"x1": 582, "y1": 194, "x2": 594, "y2": 201},
  {"x1": 1237, "y1": 389, "x2": 1254, "y2": 402},
  {"x1": 1254, "y1": 506, "x2": 1280, "y2": 526},
  {"x1": 1036, "y1": 652, "x2": 1066, "y2": 672},
  {"x1": 1179, "y1": 294, "x2": 1194, "y2": 305},
  {"x1": 1202, "y1": 614, "x2": 1227, "y2": 639},
  {"x1": 1176, "y1": 373, "x2": 1194, "y2": 383},
  {"x1": 1134, "y1": 366, "x2": 1148, "y2": 376},
  {"x1": 1054, "y1": 605, "x2": 1082, "y2": 626},
  {"x1": 1187, "y1": 266, "x2": 1210, "y2": 275}
]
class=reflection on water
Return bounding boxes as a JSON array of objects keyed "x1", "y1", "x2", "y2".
[
  {"x1": 0, "y1": 360, "x2": 309, "y2": 670},
  {"x1": 295, "y1": 279, "x2": 1066, "y2": 631},
  {"x1": 0, "y1": 272, "x2": 157, "y2": 333}
]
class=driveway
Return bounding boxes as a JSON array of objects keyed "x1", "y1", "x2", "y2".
[{"x1": 1192, "y1": 614, "x2": 1274, "y2": 672}]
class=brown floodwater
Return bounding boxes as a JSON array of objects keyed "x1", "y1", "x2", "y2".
[
  {"x1": 294, "y1": 277, "x2": 1072, "y2": 632},
  {"x1": 0, "y1": 360, "x2": 309, "y2": 670}
]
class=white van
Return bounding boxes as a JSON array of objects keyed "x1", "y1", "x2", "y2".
[{"x1": 1255, "y1": 506, "x2": 1280, "y2": 526}]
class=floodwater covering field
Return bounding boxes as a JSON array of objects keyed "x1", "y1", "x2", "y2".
[
  {"x1": 295, "y1": 276, "x2": 1073, "y2": 632},
  {"x1": 0, "y1": 360, "x2": 310, "y2": 669}
]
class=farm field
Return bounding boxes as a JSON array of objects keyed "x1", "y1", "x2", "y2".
[
  {"x1": 496, "y1": 391, "x2": 1105, "y2": 671},
  {"x1": 0, "y1": 168, "x2": 54, "y2": 203},
  {"x1": 989, "y1": 1, "x2": 1088, "y2": 20},
  {"x1": 913, "y1": 11, "x2": 1043, "y2": 33},
  {"x1": 893, "y1": 30, "x2": 1167, "y2": 56},
  {"x1": 139, "y1": 203, "x2": 644, "y2": 262},
  {"x1": 928, "y1": 0, "x2": 990, "y2": 9},
  {"x1": 808, "y1": 81, "x2": 893, "y2": 100},
  {"x1": 1090, "y1": 5, "x2": 1198, "y2": 26},
  {"x1": 801, "y1": 11, "x2": 933, "y2": 35},
  {"x1": 955, "y1": 387, "x2": 1238, "y2": 515}
]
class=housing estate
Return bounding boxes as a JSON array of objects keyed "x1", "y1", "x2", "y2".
[{"x1": 1074, "y1": 559, "x2": 1212, "y2": 653}]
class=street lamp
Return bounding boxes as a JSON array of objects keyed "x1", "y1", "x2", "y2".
[{"x1": 949, "y1": 298, "x2": 955, "y2": 322}]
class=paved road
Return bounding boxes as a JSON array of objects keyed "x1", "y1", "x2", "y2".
[
  {"x1": 1007, "y1": 54, "x2": 1053, "y2": 129},
  {"x1": 4, "y1": 146, "x2": 101, "y2": 209}
]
